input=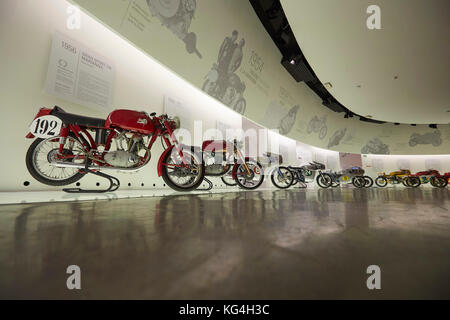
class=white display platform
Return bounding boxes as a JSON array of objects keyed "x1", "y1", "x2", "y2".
[{"x1": 0, "y1": 187, "x2": 270, "y2": 205}]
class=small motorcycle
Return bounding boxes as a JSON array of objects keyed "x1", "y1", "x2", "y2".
[
  {"x1": 188, "y1": 139, "x2": 264, "y2": 190},
  {"x1": 375, "y1": 169, "x2": 411, "y2": 187},
  {"x1": 404, "y1": 170, "x2": 448, "y2": 188},
  {"x1": 327, "y1": 167, "x2": 372, "y2": 188},
  {"x1": 25, "y1": 106, "x2": 204, "y2": 192}
]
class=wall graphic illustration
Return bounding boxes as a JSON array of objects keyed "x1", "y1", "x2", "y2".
[
  {"x1": 146, "y1": 0, "x2": 202, "y2": 58},
  {"x1": 70, "y1": 0, "x2": 450, "y2": 155},
  {"x1": 202, "y1": 30, "x2": 247, "y2": 114},
  {"x1": 306, "y1": 115, "x2": 327, "y2": 140},
  {"x1": 361, "y1": 138, "x2": 390, "y2": 155},
  {"x1": 409, "y1": 130, "x2": 442, "y2": 147},
  {"x1": 278, "y1": 105, "x2": 300, "y2": 135},
  {"x1": 328, "y1": 128, "x2": 347, "y2": 149}
]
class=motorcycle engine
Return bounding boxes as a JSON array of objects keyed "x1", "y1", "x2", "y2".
[
  {"x1": 104, "y1": 132, "x2": 143, "y2": 168},
  {"x1": 104, "y1": 150, "x2": 138, "y2": 168}
]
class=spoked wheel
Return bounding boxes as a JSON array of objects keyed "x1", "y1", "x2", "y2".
[
  {"x1": 430, "y1": 176, "x2": 448, "y2": 188},
  {"x1": 271, "y1": 166, "x2": 294, "y2": 189},
  {"x1": 26, "y1": 135, "x2": 88, "y2": 186},
  {"x1": 352, "y1": 176, "x2": 366, "y2": 188},
  {"x1": 162, "y1": 148, "x2": 205, "y2": 191},
  {"x1": 363, "y1": 176, "x2": 374, "y2": 188},
  {"x1": 316, "y1": 173, "x2": 332, "y2": 188},
  {"x1": 375, "y1": 176, "x2": 388, "y2": 187},
  {"x1": 221, "y1": 169, "x2": 237, "y2": 186},
  {"x1": 404, "y1": 176, "x2": 421, "y2": 188},
  {"x1": 234, "y1": 160, "x2": 264, "y2": 190}
]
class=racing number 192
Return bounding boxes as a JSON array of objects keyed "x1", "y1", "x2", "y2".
[{"x1": 33, "y1": 118, "x2": 58, "y2": 136}]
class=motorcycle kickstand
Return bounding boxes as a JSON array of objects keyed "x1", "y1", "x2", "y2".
[
  {"x1": 63, "y1": 166, "x2": 120, "y2": 193},
  {"x1": 197, "y1": 177, "x2": 213, "y2": 191}
]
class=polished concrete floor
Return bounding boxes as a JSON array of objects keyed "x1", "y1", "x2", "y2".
[{"x1": 0, "y1": 187, "x2": 449, "y2": 299}]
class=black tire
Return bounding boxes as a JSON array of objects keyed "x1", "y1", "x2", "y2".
[
  {"x1": 26, "y1": 136, "x2": 87, "y2": 186},
  {"x1": 375, "y1": 176, "x2": 388, "y2": 187},
  {"x1": 430, "y1": 176, "x2": 448, "y2": 188},
  {"x1": 363, "y1": 176, "x2": 374, "y2": 188},
  {"x1": 409, "y1": 176, "x2": 421, "y2": 188},
  {"x1": 221, "y1": 171, "x2": 237, "y2": 186},
  {"x1": 271, "y1": 166, "x2": 294, "y2": 189},
  {"x1": 352, "y1": 176, "x2": 366, "y2": 188},
  {"x1": 316, "y1": 172, "x2": 332, "y2": 188},
  {"x1": 161, "y1": 148, "x2": 205, "y2": 191},
  {"x1": 234, "y1": 160, "x2": 264, "y2": 190}
]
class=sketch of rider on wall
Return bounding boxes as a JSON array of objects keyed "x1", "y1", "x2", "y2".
[{"x1": 202, "y1": 30, "x2": 248, "y2": 115}]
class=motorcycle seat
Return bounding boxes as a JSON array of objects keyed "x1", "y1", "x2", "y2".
[{"x1": 51, "y1": 106, "x2": 105, "y2": 128}]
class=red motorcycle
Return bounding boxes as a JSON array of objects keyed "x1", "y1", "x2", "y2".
[{"x1": 25, "y1": 106, "x2": 204, "y2": 192}]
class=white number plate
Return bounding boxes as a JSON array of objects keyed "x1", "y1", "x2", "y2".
[{"x1": 29, "y1": 115, "x2": 63, "y2": 138}]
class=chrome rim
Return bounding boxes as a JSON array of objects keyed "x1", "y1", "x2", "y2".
[
  {"x1": 32, "y1": 136, "x2": 86, "y2": 181},
  {"x1": 274, "y1": 167, "x2": 292, "y2": 188},
  {"x1": 236, "y1": 160, "x2": 263, "y2": 188},
  {"x1": 166, "y1": 149, "x2": 203, "y2": 188}
]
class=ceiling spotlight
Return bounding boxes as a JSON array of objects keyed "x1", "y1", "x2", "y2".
[
  {"x1": 290, "y1": 59, "x2": 295, "y2": 65},
  {"x1": 323, "y1": 82, "x2": 333, "y2": 89},
  {"x1": 429, "y1": 124, "x2": 437, "y2": 129}
]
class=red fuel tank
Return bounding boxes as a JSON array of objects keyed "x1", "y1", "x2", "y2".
[{"x1": 105, "y1": 109, "x2": 155, "y2": 135}]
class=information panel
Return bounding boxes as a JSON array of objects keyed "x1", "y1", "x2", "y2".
[{"x1": 45, "y1": 32, "x2": 115, "y2": 110}]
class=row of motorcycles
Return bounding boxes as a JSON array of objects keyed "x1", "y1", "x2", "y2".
[
  {"x1": 24, "y1": 106, "x2": 450, "y2": 193},
  {"x1": 270, "y1": 161, "x2": 450, "y2": 190},
  {"x1": 25, "y1": 106, "x2": 265, "y2": 193},
  {"x1": 270, "y1": 162, "x2": 374, "y2": 189},
  {"x1": 374, "y1": 169, "x2": 450, "y2": 189}
]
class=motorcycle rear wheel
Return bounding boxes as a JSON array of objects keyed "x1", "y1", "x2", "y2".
[
  {"x1": 234, "y1": 160, "x2": 264, "y2": 190},
  {"x1": 363, "y1": 176, "x2": 374, "y2": 188},
  {"x1": 221, "y1": 170, "x2": 237, "y2": 186},
  {"x1": 316, "y1": 173, "x2": 332, "y2": 188},
  {"x1": 375, "y1": 176, "x2": 388, "y2": 187},
  {"x1": 271, "y1": 166, "x2": 294, "y2": 189},
  {"x1": 26, "y1": 135, "x2": 88, "y2": 186}
]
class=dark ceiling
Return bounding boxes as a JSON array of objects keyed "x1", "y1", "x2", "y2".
[{"x1": 249, "y1": 0, "x2": 387, "y2": 124}]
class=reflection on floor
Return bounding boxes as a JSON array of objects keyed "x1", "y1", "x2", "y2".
[{"x1": 0, "y1": 188, "x2": 449, "y2": 299}]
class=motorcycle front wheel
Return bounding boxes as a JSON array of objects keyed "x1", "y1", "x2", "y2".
[
  {"x1": 161, "y1": 148, "x2": 205, "y2": 191},
  {"x1": 234, "y1": 160, "x2": 264, "y2": 190},
  {"x1": 430, "y1": 176, "x2": 448, "y2": 188},
  {"x1": 26, "y1": 135, "x2": 88, "y2": 186},
  {"x1": 271, "y1": 166, "x2": 294, "y2": 189},
  {"x1": 316, "y1": 173, "x2": 332, "y2": 188},
  {"x1": 352, "y1": 176, "x2": 366, "y2": 188}
]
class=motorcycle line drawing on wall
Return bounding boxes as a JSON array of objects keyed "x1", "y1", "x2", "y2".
[
  {"x1": 409, "y1": 130, "x2": 442, "y2": 147},
  {"x1": 146, "y1": 0, "x2": 202, "y2": 58},
  {"x1": 203, "y1": 30, "x2": 247, "y2": 115},
  {"x1": 25, "y1": 106, "x2": 206, "y2": 193},
  {"x1": 306, "y1": 115, "x2": 328, "y2": 140},
  {"x1": 186, "y1": 139, "x2": 265, "y2": 190}
]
